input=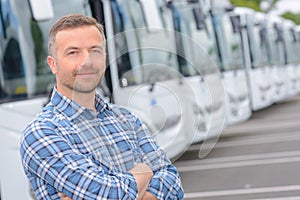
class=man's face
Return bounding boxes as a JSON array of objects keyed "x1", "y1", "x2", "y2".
[{"x1": 48, "y1": 25, "x2": 106, "y2": 97}]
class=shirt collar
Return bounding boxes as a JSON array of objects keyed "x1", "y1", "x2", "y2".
[{"x1": 50, "y1": 87, "x2": 111, "y2": 120}]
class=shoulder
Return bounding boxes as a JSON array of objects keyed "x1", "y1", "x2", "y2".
[
  {"x1": 111, "y1": 104, "x2": 132, "y2": 116},
  {"x1": 21, "y1": 103, "x2": 65, "y2": 142},
  {"x1": 110, "y1": 104, "x2": 141, "y2": 123}
]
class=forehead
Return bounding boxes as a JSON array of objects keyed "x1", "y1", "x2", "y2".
[{"x1": 55, "y1": 25, "x2": 104, "y2": 45}]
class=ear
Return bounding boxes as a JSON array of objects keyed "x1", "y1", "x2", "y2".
[{"x1": 47, "y1": 56, "x2": 57, "y2": 74}]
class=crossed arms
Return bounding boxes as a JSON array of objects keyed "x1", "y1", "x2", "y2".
[
  {"x1": 60, "y1": 163, "x2": 156, "y2": 200},
  {"x1": 20, "y1": 119, "x2": 184, "y2": 199}
]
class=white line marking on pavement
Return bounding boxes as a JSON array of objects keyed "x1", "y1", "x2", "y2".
[
  {"x1": 189, "y1": 131, "x2": 300, "y2": 151},
  {"x1": 175, "y1": 150, "x2": 300, "y2": 166},
  {"x1": 253, "y1": 196, "x2": 300, "y2": 200},
  {"x1": 184, "y1": 185, "x2": 300, "y2": 198},
  {"x1": 176, "y1": 155, "x2": 300, "y2": 172}
]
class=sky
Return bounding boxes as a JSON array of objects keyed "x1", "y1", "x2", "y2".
[{"x1": 270, "y1": 0, "x2": 300, "y2": 15}]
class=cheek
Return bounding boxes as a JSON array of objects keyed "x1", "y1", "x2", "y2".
[
  {"x1": 56, "y1": 62, "x2": 76, "y2": 78},
  {"x1": 94, "y1": 56, "x2": 106, "y2": 71}
]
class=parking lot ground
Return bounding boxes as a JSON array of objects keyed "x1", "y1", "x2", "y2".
[{"x1": 174, "y1": 95, "x2": 300, "y2": 200}]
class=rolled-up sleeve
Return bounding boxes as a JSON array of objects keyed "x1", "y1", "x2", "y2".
[{"x1": 20, "y1": 121, "x2": 138, "y2": 200}]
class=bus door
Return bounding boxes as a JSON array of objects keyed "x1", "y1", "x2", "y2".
[{"x1": 210, "y1": 0, "x2": 251, "y2": 126}]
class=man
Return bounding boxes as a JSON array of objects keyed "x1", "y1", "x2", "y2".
[{"x1": 20, "y1": 14, "x2": 184, "y2": 199}]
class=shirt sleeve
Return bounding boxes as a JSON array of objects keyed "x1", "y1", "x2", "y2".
[
  {"x1": 20, "y1": 120, "x2": 138, "y2": 200},
  {"x1": 126, "y1": 110, "x2": 185, "y2": 200}
]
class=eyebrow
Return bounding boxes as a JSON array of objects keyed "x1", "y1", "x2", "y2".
[
  {"x1": 64, "y1": 46, "x2": 79, "y2": 53},
  {"x1": 64, "y1": 44, "x2": 105, "y2": 52},
  {"x1": 91, "y1": 44, "x2": 105, "y2": 50}
]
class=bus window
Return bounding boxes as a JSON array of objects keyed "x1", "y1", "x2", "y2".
[
  {"x1": 110, "y1": 0, "x2": 132, "y2": 88},
  {"x1": 246, "y1": 15, "x2": 269, "y2": 69},
  {"x1": 3, "y1": 38, "x2": 25, "y2": 94},
  {"x1": 0, "y1": 0, "x2": 26, "y2": 98},
  {"x1": 212, "y1": 10, "x2": 244, "y2": 71},
  {"x1": 175, "y1": 1, "x2": 219, "y2": 75},
  {"x1": 267, "y1": 21, "x2": 285, "y2": 66},
  {"x1": 113, "y1": 0, "x2": 180, "y2": 87},
  {"x1": 139, "y1": 0, "x2": 163, "y2": 29}
]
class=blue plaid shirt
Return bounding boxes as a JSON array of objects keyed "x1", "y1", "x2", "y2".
[{"x1": 20, "y1": 88, "x2": 184, "y2": 200}]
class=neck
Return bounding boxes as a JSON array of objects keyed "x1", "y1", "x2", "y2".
[
  {"x1": 57, "y1": 87, "x2": 96, "y2": 111},
  {"x1": 72, "y1": 91, "x2": 96, "y2": 111}
]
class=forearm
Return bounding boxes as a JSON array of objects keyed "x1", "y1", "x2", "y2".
[
  {"x1": 37, "y1": 161, "x2": 138, "y2": 199},
  {"x1": 22, "y1": 146, "x2": 138, "y2": 199},
  {"x1": 129, "y1": 163, "x2": 153, "y2": 200},
  {"x1": 141, "y1": 192, "x2": 158, "y2": 200}
]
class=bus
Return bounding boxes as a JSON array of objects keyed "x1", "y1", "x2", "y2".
[
  {"x1": 281, "y1": 18, "x2": 300, "y2": 96},
  {"x1": 234, "y1": 7, "x2": 274, "y2": 111},
  {"x1": 102, "y1": 0, "x2": 199, "y2": 159},
  {"x1": 265, "y1": 15, "x2": 289, "y2": 103},
  {"x1": 208, "y1": 0, "x2": 252, "y2": 126},
  {"x1": 296, "y1": 25, "x2": 300, "y2": 90},
  {"x1": 170, "y1": 0, "x2": 226, "y2": 146}
]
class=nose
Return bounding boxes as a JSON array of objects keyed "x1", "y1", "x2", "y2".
[{"x1": 81, "y1": 50, "x2": 93, "y2": 67}]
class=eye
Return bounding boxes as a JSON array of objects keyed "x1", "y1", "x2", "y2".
[
  {"x1": 92, "y1": 48, "x2": 103, "y2": 54},
  {"x1": 68, "y1": 51, "x2": 78, "y2": 55}
]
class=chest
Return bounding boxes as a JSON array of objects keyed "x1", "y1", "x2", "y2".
[{"x1": 61, "y1": 114, "x2": 140, "y2": 172}]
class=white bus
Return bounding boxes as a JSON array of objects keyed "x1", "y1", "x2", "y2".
[
  {"x1": 0, "y1": 0, "x2": 198, "y2": 198},
  {"x1": 296, "y1": 25, "x2": 300, "y2": 90},
  {"x1": 265, "y1": 15, "x2": 289, "y2": 103},
  {"x1": 281, "y1": 18, "x2": 300, "y2": 96},
  {"x1": 208, "y1": 0, "x2": 252, "y2": 126},
  {"x1": 104, "y1": 0, "x2": 198, "y2": 159},
  {"x1": 234, "y1": 7, "x2": 274, "y2": 111},
  {"x1": 170, "y1": 0, "x2": 226, "y2": 145}
]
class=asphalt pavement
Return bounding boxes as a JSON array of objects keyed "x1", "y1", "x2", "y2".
[{"x1": 174, "y1": 94, "x2": 300, "y2": 200}]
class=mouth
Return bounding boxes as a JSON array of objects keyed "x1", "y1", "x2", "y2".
[{"x1": 76, "y1": 71, "x2": 98, "y2": 78}]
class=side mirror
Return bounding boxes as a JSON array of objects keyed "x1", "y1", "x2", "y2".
[{"x1": 29, "y1": 0, "x2": 54, "y2": 21}]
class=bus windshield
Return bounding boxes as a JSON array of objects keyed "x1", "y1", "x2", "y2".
[
  {"x1": 0, "y1": 0, "x2": 92, "y2": 103},
  {"x1": 110, "y1": 0, "x2": 180, "y2": 87},
  {"x1": 212, "y1": 11, "x2": 244, "y2": 71},
  {"x1": 174, "y1": 2, "x2": 219, "y2": 75},
  {"x1": 266, "y1": 20, "x2": 286, "y2": 66},
  {"x1": 246, "y1": 16, "x2": 269, "y2": 68}
]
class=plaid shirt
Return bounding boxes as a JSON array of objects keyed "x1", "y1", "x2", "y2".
[{"x1": 20, "y1": 88, "x2": 184, "y2": 200}]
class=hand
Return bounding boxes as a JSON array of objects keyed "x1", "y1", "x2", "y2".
[{"x1": 59, "y1": 193, "x2": 72, "y2": 200}]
